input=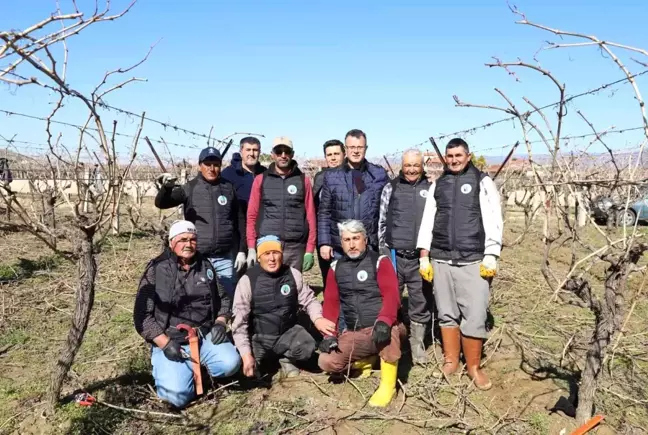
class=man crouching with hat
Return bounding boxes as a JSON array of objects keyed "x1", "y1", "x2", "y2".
[
  {"x1": 134, "y1": 220, "x2": 241, "y2": 408},
  {"x1": 232, "y1": 235, "x2": 336, "y2": 378}
]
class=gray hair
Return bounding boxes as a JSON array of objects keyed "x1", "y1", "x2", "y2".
[
  {"x1": 337, "y1": 219, "x2": 367, "y2": 238},
  {"x1": 402, "y1": 148, "x2": 424, "y2": 165}
]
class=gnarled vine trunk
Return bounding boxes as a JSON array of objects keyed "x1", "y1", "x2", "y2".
[{"x1": 48, "y1": 225, "x2": 96, "y2": 406}]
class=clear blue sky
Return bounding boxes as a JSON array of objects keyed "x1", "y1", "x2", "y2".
[{"x1": 2, "y1": 0, "x2": 648, "y2": 164}]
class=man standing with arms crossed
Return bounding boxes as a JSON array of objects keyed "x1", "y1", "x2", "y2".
[
  {"x1": 417, "y1": 138, "x2": 502, "y2": 390},
  {"x1": 378, "y1": 149, "x2": 433, "y2": 365},
  {"x1": 246, "y1": 137, "x2": 317, "y2": 273},
  {"x1": 318, "y1": 129, "x2": 388, "y2": 262}
]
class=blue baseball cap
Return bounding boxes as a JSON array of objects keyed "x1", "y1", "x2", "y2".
[{"x1": 198, "y1": 147, "x2": 222, "y2": 163}]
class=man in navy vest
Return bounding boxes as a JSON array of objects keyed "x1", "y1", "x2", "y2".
[
  {"x1": 417, "y1": 138, "x2": 503, "y2": 390},
  {"x1": 134, "y1": 220, "x2": 241, "y2": 408},
  {"x1": 231, "y1": 236, "x2": 335, "y2": 378},
  {"x1": 155, "y1": 147, "x2": 247, "y2": 297},
  {"x1": 378, "y1": 149, "x2": 433, "y2": 365},
  {"x1": 245, "y1": 137, "x2": 317, "y2": 273},
  {"x1": 318, "y1": 220, "x2": 405, "y2": 408}
]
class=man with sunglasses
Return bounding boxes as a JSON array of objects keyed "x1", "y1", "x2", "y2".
[
  {"x1": 155, "y1": 147, "x2": 247, "y2": 297},
  {"x1": 134, "y1": 220, "x2": 241, "y2": 408},
  {"x1": 246, "y1": 137, "x2": 317, "y2": 273}
]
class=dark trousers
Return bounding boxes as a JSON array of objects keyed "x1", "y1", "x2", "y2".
[
  {"x1": 318, "y1": 252, "x2": 331, "y2": 287},
  {"x1": 283, "y1": 242, "x2": 306, "y2": 272},
  {"x1": 396, "y1": 254, "x2": 434, "y2": 324},
  {"x1": 251, "y1": 325, "x2": 316, "y2": 365}
]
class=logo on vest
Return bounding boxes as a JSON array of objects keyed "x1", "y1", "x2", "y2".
[
  {"x1": 287, "y1": 185, "x2": 297, "y2": 195},
  {"x1": 460, "y1": 184, "x2": 472, "y2": 194},
  {"x1": 206, "y1": 269, "x2": 214, "y2": 281},
  {"x1": 420, "y1": 190, "x2": 428, "y2": 198},
  {"x1": 280, "y1": 284, "x2": 291, "y2": 296},
  {"x1": 217, "y1": 195, "x2": 227, "y2": 205},
  {"x1": 357, "y1": 270, "x2": 368, "y2": 282}
]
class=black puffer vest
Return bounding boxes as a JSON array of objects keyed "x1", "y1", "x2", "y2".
[
  {"x1": 247, "y1": 264, "x2": 298, "y2": 336},
  {"x1": 151, "y1": 250, "x2": 220, "y2": 342},
  {"x1": 334, "y1": 250, "x2": 382, "y2": 331},
  {"x1": 430, "y1": 163, "x2": 486, "y2": 262},
  {"x1": 184, "y1": 174, "x2": 237, "y2": 256},
  {"x1": 256, "y1": 163, "x2": 307, "y2": 243},
  {"x1": 386, "y1": 173, "x2": 430, "y2": 250}
]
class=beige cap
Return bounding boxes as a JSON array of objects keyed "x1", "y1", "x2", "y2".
[{"x1": 272, "y1": 136, "x2": 293, "y2": 149}]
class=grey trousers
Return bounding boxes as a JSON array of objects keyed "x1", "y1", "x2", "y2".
[
  {"x1": 396, "y1": 256, "x2": 433, "y2": 324},
  {"x1": 283, "y1": 242, "x2": 306, "y2": 272},
  {"x1": 252, "y1": 325, "x2": 316, "y2": 365},
  {"x1": 432, "y1": 261, "x2": 490, "y2": 339}
]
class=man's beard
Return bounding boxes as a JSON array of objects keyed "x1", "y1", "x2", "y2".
[{"x1": 346, "y1": 250, "x2": 363, "y2": 259}]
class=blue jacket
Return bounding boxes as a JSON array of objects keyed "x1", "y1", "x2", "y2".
[
  {"x1": 221, "y1": 152, "x2": 266, "y2": 212},
  {"x1": 317, "y1": 159, "x2": 388, "y2": 250}
]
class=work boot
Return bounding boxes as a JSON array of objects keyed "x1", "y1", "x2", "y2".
[
  {"x1": 351, "y1": 356, "x2": 377, "y2": 378},
  {"x1": 368, "y1": 358, "x2": 398, "y2": 407},
  {"x1": 409, "y1": 321, "x2": 428, "y2": 365},
  {"x1": 461, "y1": 335, "x2": 492, "y2": 390},
  {"x1": 279, "y1": 358, "x2": 300, "y2": 378},
  {"x1": 433, "y1": 326, "x2": 461, "y2": 378}
]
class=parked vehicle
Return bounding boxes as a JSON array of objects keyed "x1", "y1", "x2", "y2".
[{"x1": 591, "y1": 192, "x2": 648, "y2": 226}]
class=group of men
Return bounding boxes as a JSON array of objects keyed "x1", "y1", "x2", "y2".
[{"x1": 133, "y1": 129, "x2": 503, "y2": 409}]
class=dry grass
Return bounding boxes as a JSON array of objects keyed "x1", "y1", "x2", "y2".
[{"x1": 0, "y1": 202, "x2": 646, "y2": 434}]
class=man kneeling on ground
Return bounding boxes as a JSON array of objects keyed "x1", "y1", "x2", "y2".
[
  {"x1": 232, "y1": 235, "x2": 336, "y2": 378},
  {"x1": 134, "y1": 220, "x2": 241, "y2": 408},
  {"x1": 318, "y1": 219, "x2": 405, "y2": 407}
]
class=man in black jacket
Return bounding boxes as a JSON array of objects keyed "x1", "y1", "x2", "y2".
[
  {"x1": 134, "y1": 220, "x2": 241, "y2": 408},
  {"x1": 312, "y1": 139, "x2": 345, "y2": 284},
  {"x1": 155, "y1": 147, "x2": 246, "y2": 296}
]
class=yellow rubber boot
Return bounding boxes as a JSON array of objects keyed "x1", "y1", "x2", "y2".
[
  {"x1": 351, "y1": 356, "x2": 377, "y2": 378},
  {"x1": 368, "y1": 359, "x2": 398, "y2": 407}
]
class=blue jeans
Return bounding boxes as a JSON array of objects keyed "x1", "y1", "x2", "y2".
[
  {"x1": 151, "y1": 333, "x2": 241, "y2": 408},
  {"x1": 209, "y1": 255, "x2": 235, "y2": 297}
]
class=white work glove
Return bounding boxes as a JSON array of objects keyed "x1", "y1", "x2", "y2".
[
  {"x1": 155, "y1": 173, "x2": 177, "y2": 190},
  {"x1": 480, "y1": 254, "x2": 498, "y2": 278},
  {"x1": 234, "y1": 252, "x2": 247, "y2": 272},
  {"x1": 246, "y1": 248, "x2": 257, "y2": 268}
]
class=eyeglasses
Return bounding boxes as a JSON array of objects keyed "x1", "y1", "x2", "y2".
[
  {"x1": 346, "y1": 146, "x2": 366, "y2": 152},
  {"x1": 201, "y1": 161, "x2": 221, "y2": 168}
]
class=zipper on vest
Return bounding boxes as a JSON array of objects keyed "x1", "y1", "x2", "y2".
[
  {"x1": 451, "y1": 175, "x2": 460, "y2": 251},
  {"x1": 281, "y1": 177, "x2": 285, "y2": 241},
  {"x1": 412, "y1": 182, "x2": 417, "y2": 248}
]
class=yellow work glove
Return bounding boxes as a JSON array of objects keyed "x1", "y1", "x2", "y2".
[
  {"x1": 480, "y1": 254, "x2": 498, "y2": 278},
  {"x1": 419, "y1": 257, "x2": 433, "y2": 282}
]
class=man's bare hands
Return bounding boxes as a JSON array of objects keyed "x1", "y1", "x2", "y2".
[
  {"x1": 242, "y1": 353, "x2": 256, "y2": 377},
  {"x1": 314, "y1": 318, "x2": 336, "y2": 337},
  {"x1": 319, "y1": 245, "x2": 333, "y2": 261}
]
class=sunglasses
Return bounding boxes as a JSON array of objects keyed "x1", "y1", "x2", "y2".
[{"x1": 273, "y1": 146, "x2": 293, "y2": 156}]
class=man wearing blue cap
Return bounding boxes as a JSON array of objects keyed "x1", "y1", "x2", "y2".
[{"x1": 155, "y1": 147, "x2": 247, "y2": 297}]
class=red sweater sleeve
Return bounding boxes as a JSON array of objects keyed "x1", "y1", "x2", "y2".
[
  {"x1": 322, "y1": 266, "x2": 340, "y2": 334},
  {"x1": 304, "y1": 177, "x2": 317, "y2": 253},
  {"x1": 376, "y1": 257, "x2": 401, "y2": 326},
  {"x1": 246, "y1": 175, "x2": 263, "y2": 249}
]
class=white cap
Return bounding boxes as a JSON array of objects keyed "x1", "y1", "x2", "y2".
[{"x1": 168, "y1": 220, "x2": 197, "y2": 241}]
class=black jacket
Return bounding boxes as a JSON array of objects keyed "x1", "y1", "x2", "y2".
[{"x1": 155, "y1": 174, "x2": 246, "y2": 255}]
